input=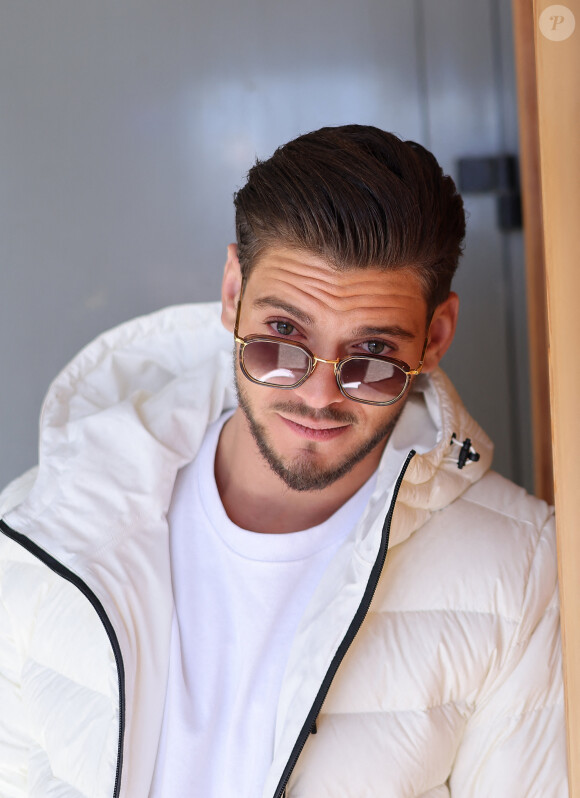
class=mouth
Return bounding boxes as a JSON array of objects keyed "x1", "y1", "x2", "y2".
[{"x1": 279, "y1": 414, "x2": 351, "y2": 441}]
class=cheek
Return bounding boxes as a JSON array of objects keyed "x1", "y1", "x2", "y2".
[
  {"x1": 362, "y1": 403, "x2": 401, "y2": 432},
  {"x1": 236, "y1": 368, "x2": 274, "y2": 408}
]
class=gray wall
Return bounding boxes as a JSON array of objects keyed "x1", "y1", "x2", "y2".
[{"x1": 0, "y1": 0, "x2": 532, "y2": 492}]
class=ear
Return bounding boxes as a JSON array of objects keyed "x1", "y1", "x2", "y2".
[
  {"x1": 421, "y1": 292, "x2": 459, "y2": 373},
  {"x1": 221, "y1": 243, "x2": 243, "y2": 332}
]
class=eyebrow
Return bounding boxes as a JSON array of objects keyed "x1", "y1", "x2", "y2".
[
  {"x1": 350, "y1": 324, "x2": 416, "y2": 342},
  {"x1": 252, "y1": 297, "x2": 315, "y2": 325},
  {"x1": 252, "y1": 296, "x2": 417, "y2": 341}
]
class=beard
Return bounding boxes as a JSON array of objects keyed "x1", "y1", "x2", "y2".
[{"x1": 234, "y1": 367, "x2": 404, "y2": 492}]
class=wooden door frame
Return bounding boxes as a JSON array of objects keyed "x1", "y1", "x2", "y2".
[
  {"x1": 512, "y1": 0, "x2": 554, "y2": 506},
  {"x1": 513, "y1": 0, "x2": 580, "y2": 792}
]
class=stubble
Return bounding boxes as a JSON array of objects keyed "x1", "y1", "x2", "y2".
[{"x1": 234, "y1": 365, "x2": 403, "y2": 492}]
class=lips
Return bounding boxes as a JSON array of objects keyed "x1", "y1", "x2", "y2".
[{"x1": 279, "y1": 415, "x2": 350, "y2": 441}]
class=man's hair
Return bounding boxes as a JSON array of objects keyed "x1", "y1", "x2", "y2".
[{"x1": 234, "y1": 125, "x2": 465, "y2": 315}]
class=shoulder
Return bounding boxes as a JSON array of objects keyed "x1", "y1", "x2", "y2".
[
  {"x1": 460, "y1": 470, "x2": 553, "y2": 532},
  {"x1": 439, "y1": 470, "x2": 556, "y2": 574},
  {"x1": 382, "y1": 471, "x2": 557, "y2": 627},
  {"x1": 0, "y1": 467, "x2": 38, "y2": 517}
]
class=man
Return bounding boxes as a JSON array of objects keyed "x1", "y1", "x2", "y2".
[{"x1": 0, "y1": 126, "x2": 567, "y2": 797}]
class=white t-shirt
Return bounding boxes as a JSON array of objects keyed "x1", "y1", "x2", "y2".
[{"x1": 149, "y1": 412, "x2": 376, "y2": 798}]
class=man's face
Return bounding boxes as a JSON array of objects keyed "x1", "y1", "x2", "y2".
[{"x1": 222, "y1": 248, "x2": 450, "y2": 493}]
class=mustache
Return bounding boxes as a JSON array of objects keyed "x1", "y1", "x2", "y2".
[{"x1": 271, "y1": 400, "x2": 358, "y2": 425}]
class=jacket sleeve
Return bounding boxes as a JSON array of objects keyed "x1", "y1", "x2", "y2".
[
  {"x1": 0, "y1": 537, "x2": 32, "y2": 797},
  {"x1": 0, "y1": 527, "x2": 120, "y2": 798},
  {"x1": 449, "y1": 515, "x2": 568, "y2": 797},
  {"x1": 0, "y1": 469, "x2": 40, "y2": 795}
]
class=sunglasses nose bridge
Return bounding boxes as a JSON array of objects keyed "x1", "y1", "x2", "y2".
[
  {"x1": 308, "y1": 353, "x2": 342, "y2": 384},
  {"x1": 311, "y1": 354, "x2": 341, "y2": 367}
]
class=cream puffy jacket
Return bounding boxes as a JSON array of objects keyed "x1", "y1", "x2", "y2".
[{"x1": 0, "y1": 303, "x2": 567, "y2": 798}]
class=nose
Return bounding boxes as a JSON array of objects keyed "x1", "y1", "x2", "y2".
[{"x1": 292, "y1": 358, "x2": 345, "y2": 409}]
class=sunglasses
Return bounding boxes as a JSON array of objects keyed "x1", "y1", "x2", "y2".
[{"x1": 234, "y1": 295, "x2": 428, "y2": 406}]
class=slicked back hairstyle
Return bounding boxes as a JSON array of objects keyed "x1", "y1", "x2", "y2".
[{"x1": 233, "y1": 125, "x2": 466, "y2": 316}]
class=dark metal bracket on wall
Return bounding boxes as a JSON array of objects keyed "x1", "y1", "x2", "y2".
[{"x1": 457, "y1": 154, "x2": 522, "y2": 231}]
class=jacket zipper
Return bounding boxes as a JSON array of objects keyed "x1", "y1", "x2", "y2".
[
  {"x1": 272, "y1": 449, "x2": 416, "y2": 798},
  {"x1": 0, "y1": 519, "x2": 125, "y2": 798}
]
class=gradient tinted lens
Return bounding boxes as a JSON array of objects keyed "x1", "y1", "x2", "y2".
[
  {"x1": 338, "y1": 357, "x2": 408, "y2": 403},
  {"x1": 242, "y1": 340, "x2": 311, "y2": 386}
]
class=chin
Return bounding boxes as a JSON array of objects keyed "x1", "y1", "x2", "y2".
[{"x1": 235, "y1": 374, "x2": 403, "y2": 492}]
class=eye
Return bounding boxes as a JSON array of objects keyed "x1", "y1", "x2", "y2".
[
  {"x1": 363, "y1": 340, "x2": 387, "y2": 356},
  {"x1": 272, "y1": 321, "x2": 295, "y2": 336}
]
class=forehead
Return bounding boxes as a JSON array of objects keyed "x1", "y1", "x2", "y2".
[{"x1": 245, "y1": 248, "x2": 428, "y2": 332}]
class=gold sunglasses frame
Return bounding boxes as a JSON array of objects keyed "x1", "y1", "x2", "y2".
[{"x1": 233, "y1": 296, "x2": 429, "y2": 407}]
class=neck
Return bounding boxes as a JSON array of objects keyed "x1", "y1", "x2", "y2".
[{"x1": 214, "y1": 408, "x2": 383, "y2": 534}]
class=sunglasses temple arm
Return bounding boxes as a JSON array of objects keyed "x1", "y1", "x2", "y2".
[
  {"x1": 234, "y1": 299, "x2": 242, "y2": 338},
  {"x1": 233, "y1": 274, "x2": 248, "y2": 339},
  {"x1": 409, "y1": 335, "x2": 430, "y2": 376}
]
